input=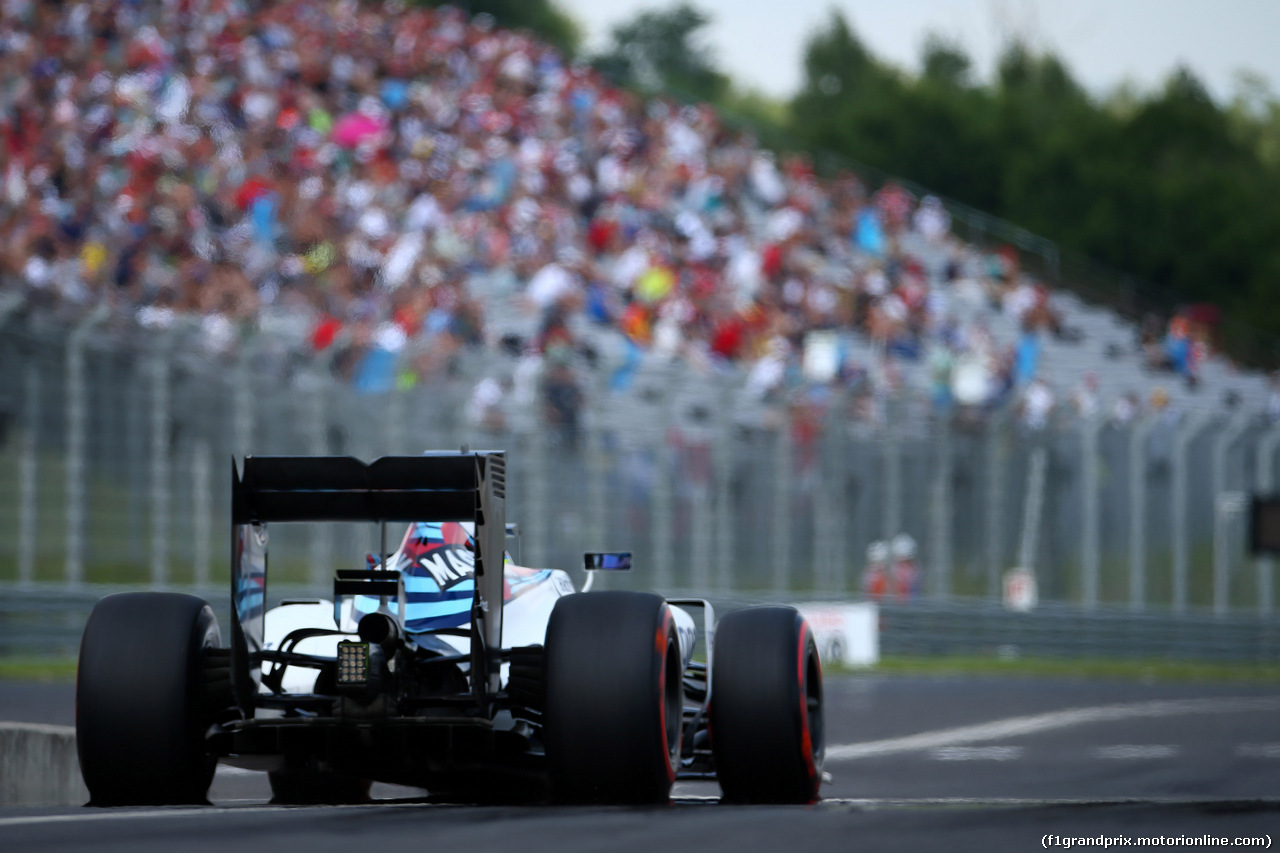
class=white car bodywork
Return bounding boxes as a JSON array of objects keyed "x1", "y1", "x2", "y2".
[{"x1": 261, "y1": 529, "x2": 695, "y2": 696}]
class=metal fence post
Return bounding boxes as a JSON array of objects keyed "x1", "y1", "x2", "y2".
[
  {"x1": 812, "y1": 400, "x2": 835, "y2": 593},
  {"x1": 929, "y1": 416, "x2": 953, "y2": 599},
  {"x1": 64, "y1": 304, "x2": 107, "y2": 585},
  {"x1": 815, "y1": 392, "x2": 851, "y2": 595},
  {"x1": 1171, "y1": 414, "x2": 1212, "y2": 613},
  {"x1": 150, "y1": 336, "x2": 173, "y2": 587},
  {"x1": 985, "y1": 408, "x2": 1010, "y2": 600},
  {"x1": 17, "y1": 364, "x2": 39, "y2": 585},
  {"x1": 125, "y1": 362, "x2": 147, "y2": 566},
  {"x1": 713, "y1": 388, "x2": 734, "y2": 594},
  {"x1": 1015, "y1": 445, "x2": 1049, "y2": 573},
  {"x1": 1215, "y1": 491, "x2": 1248, "y2": 617},
  {"x1": 1128, "y1": 417, "x2": 1157, "y2": 612},
  {"x1": 192, "y1": 440, "x2": 212, "y2": 588},
  {"x1": 1212, "y1": 414, "x2": 1251, "y2": 614},
  {"x1": 527, "y1": 405, "x2": 550, "y2": 570},
  {"x1": 829, "y1": 401, "x2": 850, "y2": 596},
  {"x1": 584, "y1": 398, "x2": 608, "y2": 561},
  {"x1": 652, "y1": 428, "x2": 675, "y2": 593},
  {"x1": 772, "y1": 404, "x2": 793, "y2": 593},
  {"x1": 233, "y1": 336, "x2": 262, "y2": 461},
  {"x1": 308, "y1": 380, "x2": 331, "y2": 588},
  {"x1": 1255, "y1": 427, "x2": 1280, "y2": 616},
  {"x1": 1080, "y1": 414, "x2": 1102, "y2": 608},
  {"x1": 883, "y1": 407, "x2": 902, "y2": 546},
  {"x1": 689, "y1": 461, "x2": 712, "y2": 593}
]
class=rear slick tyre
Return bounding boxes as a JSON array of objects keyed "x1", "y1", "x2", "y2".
[
  {"x1": 544, "y1": 591, "x2": 682, "y2": 804},
  {"x1": 710, "y1": 606, "x2": 824, "y2": 804},
  {"x1": 76, "y1": 592, "x2": 222, "y2": 806}
]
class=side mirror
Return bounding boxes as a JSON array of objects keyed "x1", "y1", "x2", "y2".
[{"x1": 584, "y1": 552, "x2": 632, "y2": 571}]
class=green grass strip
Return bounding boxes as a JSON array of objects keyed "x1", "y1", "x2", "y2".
[
  {"x1": 0, "y1": 656, "x2": 79, "y2": 683},
  {"x1": 833, "y1": 655, "x2": 1280, "y2": 684}
]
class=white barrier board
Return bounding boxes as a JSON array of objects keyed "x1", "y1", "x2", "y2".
[{"x1": 794, "y1": 602, "x2": 879, "y2": 667}]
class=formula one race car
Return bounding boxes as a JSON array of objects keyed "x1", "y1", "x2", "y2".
[{"x1": 75, "y1": 452, "x2": 824, "y2": 805}]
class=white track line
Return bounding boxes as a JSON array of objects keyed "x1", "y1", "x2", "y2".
[
  {"x1": 0, "y1": 803, "x2": 433, "y2": 828},
  {"x1": 825, "y1": 697, "x2": 1280, "y2": 762},
  {"x1": 1093, "y1": 744, "x2": 1179, "y2": 759},
  {"x1": 817, "y1": 796, "x2": 1280, "y2": 807},
  {"x1": 930, "y1": 746, "x2": 1024, "y2": 761},
  {"x1": 1238, "y1": 744, "x2": 1280, "y2": 758},
  {"x1": 0, "y1": 807, "x2": 281, "y2": 828}
]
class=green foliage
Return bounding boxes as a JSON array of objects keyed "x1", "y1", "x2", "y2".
[
  {"x1": 591, "y1": 2, "x2": 729, "y2": 103},
  {"x1": 786, "y1": 15, "x2": 1280, "y2": 357},
  {"x1": 921, "y1": 34, "x2": 972, "y2": 88},
  {"x1": 414, "y1": 0, "x2": 581, "y2": 57},
  {"x1": 720, "y1": 87, "x2": 790, "y2": 130}
]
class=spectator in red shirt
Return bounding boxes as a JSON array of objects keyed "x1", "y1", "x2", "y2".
[
  {"x1": 890, "y1": 534, "x2": 921, "y2": 601},
  {"x1": 862, "y1": 540, "x2": 890, "y2": 601}
]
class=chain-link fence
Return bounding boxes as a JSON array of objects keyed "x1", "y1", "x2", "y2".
[{"x1": 0, "y1": 315, "x2": 1276, "y2": 617}]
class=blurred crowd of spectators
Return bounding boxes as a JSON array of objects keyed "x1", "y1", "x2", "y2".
[{"x1": 0, "y1": 0, "x2": 1252, "y2": 436}]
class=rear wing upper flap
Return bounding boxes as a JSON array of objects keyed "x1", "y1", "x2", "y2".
[{"x1": 232, "y1": 454, "x2": 497, "y2": 524}]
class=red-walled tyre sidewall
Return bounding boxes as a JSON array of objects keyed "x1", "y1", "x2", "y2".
[
  {"x1": 710, "y1": 605, "x2": 824, "y2": 804},
  {"x1": 544, "y1": 591, "x2": 682, "y2": 804}
]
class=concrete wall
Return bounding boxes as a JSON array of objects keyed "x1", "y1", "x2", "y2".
[{"x1": 0, "y1": 723, "x2": 87, "y2": 806}]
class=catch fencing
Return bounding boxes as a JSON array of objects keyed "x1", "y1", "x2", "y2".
[{"x1": 0, "y1": 314, "x2": 1277, "y2": 658}]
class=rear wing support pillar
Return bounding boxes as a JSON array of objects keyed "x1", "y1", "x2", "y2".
[{"x1": 471, "y1": 453, "x2": 505, "y2": 704}]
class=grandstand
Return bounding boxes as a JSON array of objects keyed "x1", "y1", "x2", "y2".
[{"x1": 0, "y1": 0, "x2": 1272, "y2": 431}]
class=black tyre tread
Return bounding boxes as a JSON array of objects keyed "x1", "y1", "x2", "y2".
[
  {"x1": 710, "y1": 605, "x2": 823, "y2": 804},
  {"x1": 543, "y1": 591, "x2": 680, "y2": 804},
  {"x1": 76, "y1": 592, "x2": 223, "y2": 806}
]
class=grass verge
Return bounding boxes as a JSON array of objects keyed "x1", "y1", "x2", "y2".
[{"x1": 0, "y1": 656, "x2": 78, "y2": 683}]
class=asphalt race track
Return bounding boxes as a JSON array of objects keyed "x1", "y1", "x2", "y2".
[{"x1": 4, "y1": 675, "x2": 1279, "y2": 852}]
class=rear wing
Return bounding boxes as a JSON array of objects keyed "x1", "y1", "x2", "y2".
[{"x1": 229, "y1": 453, "x2": 507, "y2": 712}]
